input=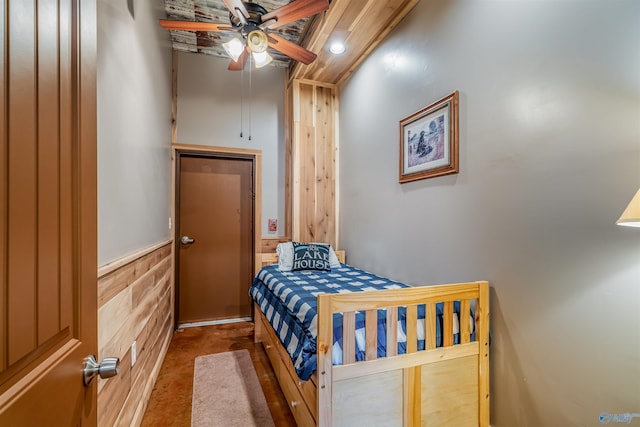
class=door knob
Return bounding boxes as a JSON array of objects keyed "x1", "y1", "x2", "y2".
[
  {"x1": 181, "y1": 235, "x2": 195, "y2": 245},
  {"x1": 83, "y1": 355, "x2": 120, "y2": 386}
]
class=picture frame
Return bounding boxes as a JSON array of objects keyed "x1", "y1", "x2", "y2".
[{"x1": 399, "y1": 91, "x2": 459, "y2": 183}]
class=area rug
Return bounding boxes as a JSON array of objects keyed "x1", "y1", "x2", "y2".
[{"x1": 191, "y1": 349, "x2": 275, "y2": 427}]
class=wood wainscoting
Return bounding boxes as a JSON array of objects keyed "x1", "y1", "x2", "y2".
[{"x1": 97, "y1": 241, "x2": 174, "y2": 427}]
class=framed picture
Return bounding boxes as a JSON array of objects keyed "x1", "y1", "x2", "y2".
[{"x1": 399, "y1": 91, "x2": 459, "y2": 183}]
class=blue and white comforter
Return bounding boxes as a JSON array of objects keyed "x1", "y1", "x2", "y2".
[{"x1": 250, "y1": 264, "x2": 474, "y2": 381}]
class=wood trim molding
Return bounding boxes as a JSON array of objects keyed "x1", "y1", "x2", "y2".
[
  {"x1": 172, "y1": 143, "x2": 262, "y2": 157},
  {"x1": 98, "y1": 240, "x2": 173, "y2": 278}
]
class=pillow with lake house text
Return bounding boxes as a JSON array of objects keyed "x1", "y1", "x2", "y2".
[{"x1": 291, "y1": 242, "x2": 331, "y2": 271}]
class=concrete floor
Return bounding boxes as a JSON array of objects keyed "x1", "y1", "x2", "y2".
[{"x1": 140, "y1": 321, "x2": 296, "y2": 427}]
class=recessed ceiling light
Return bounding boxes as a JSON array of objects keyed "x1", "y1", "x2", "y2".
[{"x1": 329, "y1": 41, "x2": 346, "y2": 55}]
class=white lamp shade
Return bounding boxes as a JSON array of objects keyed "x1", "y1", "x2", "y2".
[
  {"x1": 252, "y1": 50, "x2": 273, "y2": 68},
  {"x1": 617, "y1": 188, "x2": 640, "y2": 227},
  {"x1": 222, "y1": 38, "x2": 244, "y2": 62}
]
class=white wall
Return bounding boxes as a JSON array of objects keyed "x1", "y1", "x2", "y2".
[
  {"x1": 176, "y1": 52, "x2": 286, "y2": 237},
  {"x1": 339, "y1": 1, "x2": 640, "y2": 425},
  {"x1": 97, "y1": 0, "x2": 173, "y2": 265}
]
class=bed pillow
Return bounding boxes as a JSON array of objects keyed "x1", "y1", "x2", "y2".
[
  {"x1": 276, "y1": 242, "x2": 341, "y2": 271},
  {"x1": 276, "y1": 242, "x2": 295, "y2": 271},
  {"x1": 291, "y1": 242, "x2": 331, "y2": 271},
  {"x1": 325, "y1": 245, "x2": 342, "y2": 268}
]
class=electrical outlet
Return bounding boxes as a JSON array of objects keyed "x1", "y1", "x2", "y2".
[{"x1": 131, "y1": 341, "x2": 137, "y2": 367}]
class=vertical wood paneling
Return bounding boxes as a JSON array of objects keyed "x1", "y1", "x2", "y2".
[
  {"x1": 315, "y1": 86, "x2": 333, "y2": 243},
  {"x1": 58, "y1": 0, "x2": 73, "y2": 333},
  {"x1": 291, "y1": 80, "x2": 338, "y2": 247},
  {"x1": 37, "y1": 0, "x2": 61, "y2": 344},
  {"x1": 1, "y1": 0, "x2": 79, "y2": 378},
  {"x1": 0, "y1": 0, "x2": 7, "y2": 372},
  {"x1": 7, "y1": 0, "x2": 37, "y2": 364},
  {"x1": 284, "y1": 78, "x2": 293, "y2": 239},
  {"x1": 291, "y1": 81, "x2": 301, "y2": 241},
  {"x1": 328, "y1": 88, "x2": 338, "y2": 245},
  {"x1": 298, "y1": 82, "x2": 315, "y2": 241}
]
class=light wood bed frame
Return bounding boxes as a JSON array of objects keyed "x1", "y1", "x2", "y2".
[{"x1": 254, "y1": 252, "x2": 490, "y2": 426}]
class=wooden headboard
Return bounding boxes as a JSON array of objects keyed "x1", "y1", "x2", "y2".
[{"x1": 259, "y1": 250, "x2": 346, "y2": 268}]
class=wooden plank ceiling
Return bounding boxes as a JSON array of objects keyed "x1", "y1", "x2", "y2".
[
  {"x1": 163, "y1": 0, "x2": 419, "y2": 85},
  {"x1": 164, "y1": 0, "x2": 307, "y2": 67}
]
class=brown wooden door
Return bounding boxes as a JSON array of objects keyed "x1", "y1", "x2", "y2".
[
  {"x1": 178, "y1": 154, "x2": 254, "y2": 324},
  {"x1": 0, "y1": 0, "x2": 98, "y2": 425}
]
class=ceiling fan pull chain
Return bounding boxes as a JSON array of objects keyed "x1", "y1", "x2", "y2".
[
  {"x1": 248, "y1": 57, "x2": 252, "y2": 141},
  {"x1": 240, "y1": 64, "x2": 244, "y2": 138}
]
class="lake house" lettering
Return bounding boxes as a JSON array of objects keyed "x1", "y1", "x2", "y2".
[{"x1": 293, "y1": 245, "x2": 330, "y2": 270}]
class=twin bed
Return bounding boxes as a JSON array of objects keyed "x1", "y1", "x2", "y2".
[{"x1": 251, "y1": 248, "x2": 490, "y2": 427}]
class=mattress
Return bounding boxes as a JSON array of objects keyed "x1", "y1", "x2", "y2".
[{"x1": 250, "y1": 264, "x2": 475, "y2": 381}]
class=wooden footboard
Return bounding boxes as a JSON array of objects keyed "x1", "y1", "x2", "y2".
[{"x1": 316, "y1": 281, "x2": 490, "y2": 427}]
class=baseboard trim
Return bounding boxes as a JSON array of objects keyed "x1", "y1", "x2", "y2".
[{"x1": 178, "y1": 317, "x2": 253, "y2": 329}]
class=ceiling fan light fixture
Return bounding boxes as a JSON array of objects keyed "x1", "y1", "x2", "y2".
[
  {"x1": 252, "y1": 50, "x2": 273, "y2": 68},
  {"x1": 160, "y1": 0, "x2": 331, "y2": 70},
  {"x1": 222, "y1": 37, "x2": 245, "y2": 62},
  {"x1": 247, "y1": 29, "x2": 269, "y2": 53}
]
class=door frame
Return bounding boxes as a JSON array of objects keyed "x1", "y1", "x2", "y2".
[{"x1": 172, "y1": 144, "x2": 262, "y2": 329}]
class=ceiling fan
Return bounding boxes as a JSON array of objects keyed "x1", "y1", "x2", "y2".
[{"x1": 159, "y1": 0, "x2": 329, "y2": 70}]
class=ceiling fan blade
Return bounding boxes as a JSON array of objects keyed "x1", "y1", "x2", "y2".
[
  {"x1": 228, "y1": 48, "x2": 249, "y2": 71},
  {"x1": 268, "y1": 33, "x2": 317, "y2": 65},
  {"x1": 159, "y1": 19, "x2": 234, "y2": 33},
  {"x1": 261, "y1": 0, "x2": 329, "y2": 29},
  {"x1": 223, "y1": 0, "x2": 250, "y2": 20}
]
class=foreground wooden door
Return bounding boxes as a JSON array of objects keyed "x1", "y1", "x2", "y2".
[
  {"x1": 177, "y1": 154, "x2": 254, "y2": 325},
  {"x1": 0, "y1": 0, "x2": 98, "y2": 425}
]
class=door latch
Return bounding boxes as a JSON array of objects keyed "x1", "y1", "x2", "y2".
[{"x1": 83, "y1": 355, "x2": 120, "y2": 386}]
